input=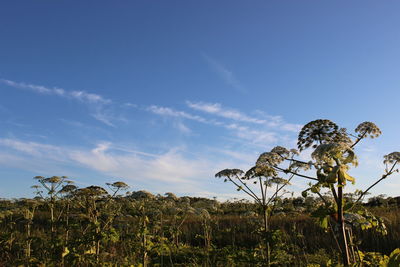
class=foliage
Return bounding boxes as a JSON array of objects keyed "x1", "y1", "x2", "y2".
[
  {"x1": 215, "y1": 119, "x2": 399, "y2": 266},
  {"x1": 0, "y1": 187, "x2": 399, "y2": 266}
]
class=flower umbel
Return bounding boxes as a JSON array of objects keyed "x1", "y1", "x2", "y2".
[
  {"x1": 383, "y1": 152, "x2": 400, "y2": 165},
  {"x1": 312, "y1": 143, "x2": 357, "y2": 167},
  {"x1": 298, "y1": 119, "x2": 339, "y2": 151},
  {"x1": 355, "y1": 122, "x2": 382, "y2": 139}
]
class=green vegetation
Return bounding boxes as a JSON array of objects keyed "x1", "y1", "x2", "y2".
[
  {"x1": 0, "y1": 189, "x2": 399, "y2": 266},
  {"x1": 1, "y1": 119, "x2": 399, "y2": 266},
  {"x1": 215, "y1": 119, "x2": 400, "y2": 266}
]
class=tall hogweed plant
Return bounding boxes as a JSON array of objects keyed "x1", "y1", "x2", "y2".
[{"x1": 216, "y1": 119, "x2": 399, "y2": 266}]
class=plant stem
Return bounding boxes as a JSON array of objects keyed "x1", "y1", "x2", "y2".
[
  {"x1": 337, "y1": 183, "x2": 350, "y2": 266},
  {"x1": 354, "y1": 162, "x2": 397, "y2": 206}
]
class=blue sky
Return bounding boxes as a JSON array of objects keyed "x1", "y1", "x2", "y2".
[{"x1": 1, "y1": 1, "x2": 400, "y2": 199}]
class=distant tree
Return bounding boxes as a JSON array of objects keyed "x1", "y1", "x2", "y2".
[{"x1": 367, "y1": 194, "x2": 388, "y2": 207}]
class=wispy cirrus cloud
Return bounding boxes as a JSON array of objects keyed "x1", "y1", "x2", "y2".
[
  {"x1": 226, "y1": 123, "x2": 278, "y2": 144},
  {"x1": 147, "y1": 105, "x2": 211, "y2": 135},
  {"x1": 1, "y1": 79, "x2": 111, "y2": 104},
  {"x1": 147, "y1": 105, "x2": 209, "y2": 124},
  {"x1": 253, "y1": 110, "x2": 302, "y2": 132},
  {"x1": 186, "y1": 101, "x2": 266, "y2": 124},
  {"x1": 0, "y1": 138, "x2": 62, "y2": 157},
  {"x1": 187, "y1": 101, "x2": 302, "y2": 133},
  {"x1": 203, "y1": 54, "x2": 245, "y2": 93},
  {"x1": 122, "y1": 102, "x2": 137, "y2": 108},
  {"x1": 91, "y1": 105, "x2": 128, "y2": 127},
  {"x1": 147, "y1": 104, "x2": 279, "y2": 145},
  {"x1": 0, "y1": 79, "x2": 121, "y2": 126},
  {"x1": 174, "y1": 121, "x2": 192, "y2": 134}
]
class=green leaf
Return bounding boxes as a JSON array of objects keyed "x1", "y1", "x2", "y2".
[
  {"x1": 320, "y1": 216, "x2": 329, "y2": 229},
  {"x1": 338, "y1": 166, "x2": 356, "y2": 184},
  {"x1": 387, "y1": 248, "x2": 400, "y2": 267}
]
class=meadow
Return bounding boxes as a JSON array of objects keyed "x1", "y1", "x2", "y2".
[
  {"x1": 1, "y1": 120, "x2": 400, "y2": 266},
  {"x1": 0, "y1": 185, "x2": 399, "y2": 266}
]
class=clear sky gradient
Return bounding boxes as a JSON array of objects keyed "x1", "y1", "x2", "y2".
[{"x1": 1, "y1": 1, "x2": 400, "y2": 199}]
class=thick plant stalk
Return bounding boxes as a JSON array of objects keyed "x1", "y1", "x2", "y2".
[
  {"x1": 347, "y1": 228, "x2": 356, "y2": 263},
  {"x1": 142, "y1": 208, "x2": 148, "y2": 267},
  {"x1": 50, "y1": 202, "x2": 55, "y2": 233},
  {"x1": 160, "y1": 213, "x2": 164, "y2": 267},
  {"x1": 262, "y1": 206, "x2": 271, "y2": 267},
  {"x1": 259, "y1": 176, "x2": 271, "y2": 267},
  {"x1": 25, "y1": 211, "x2": 32, "y2": 265},
  {"x1": 337, "y1": 185, "x2": 350, "y2": 266}
]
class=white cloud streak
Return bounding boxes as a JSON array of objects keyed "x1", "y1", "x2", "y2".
[
  {"x1": 147, "y1": 105, "x2": 208, "y2": 124},
  {"x1": 203, "y1": 54, "x2": 245, "y2": 93},
  {"x1": 187, "y1": 101, "x2": 266, "y2": 124},
  {"x1": 1, "y1": 79, "x2": 111, "y2": 104},
  {"x1": 174, "y1": 121, "x2": 192, "y2": 134},
  {"x1": 0, "y1": 138, "x2": 63, "y2": 157},
  {"x1": 187, "y1": 101, "x2": 302, "y2": 133},
  {"x1": 226, "y1": 123, "x2": 278, "y2": 144},
  {"x1": 0, "y1": 79, "x2": 121, "y2": 126},
  {"x1": 147, "y1": 105, "x2": 279, "y2": 145}
]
